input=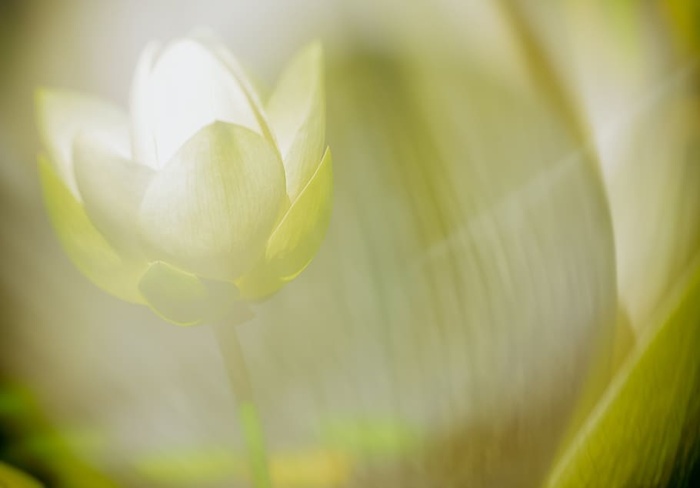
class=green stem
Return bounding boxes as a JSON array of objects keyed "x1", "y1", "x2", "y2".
[{"x1": 214, "y1": 322, "x2": 272, "y2": 488}]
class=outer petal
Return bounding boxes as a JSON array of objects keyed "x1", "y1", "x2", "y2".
[
  {"x1": 267, "y1": 42, "x2": 325, "y2": 200},
  {"x1": 137, "y1": 261, "x2": 249, "y2": 326},
  {"x1": 138, "y1": 122, "x2": 287, "y2": 282},
  {"x1": 138, "y1": 39, "x2": 262, "y2": 167},
  {"x1": 237, "y1": 148, "x2": 332, "y2": 299},
  {"x1": 38, "y1": 156, "x2": 147, "y2": 303},
  {"x1": 35, "y1": 88, "x2": 129, "y2": 198},
  {"x1": 73, "y1": 132, "x2": 155, "y2": 257}
]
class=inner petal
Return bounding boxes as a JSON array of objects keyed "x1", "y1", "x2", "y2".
[{"x1": 149, "y1": 39, "x2": 261, "y2": 166}]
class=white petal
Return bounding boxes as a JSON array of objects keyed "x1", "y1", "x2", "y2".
[
  {"x1": 267, "y1": 42, "x2": 325, "y2": 200},
  {"x1": 138, "y1": 122, "x2": 287, "y2": 281},
  {"x1": 145, "y1": 39, "x2": 262, "y2": 167},
  {"x1": 35, "y1": 89, "x2": 129, "y2": 198},
  {"x1": 129, "y1": 41, "x2": 161, "y2": 167},
  {"x1": 188, "y1": 30, "x2": 278, "y2": 145},
  {"x1": 73, "y1": 132, "x2": 155, "y2": 257}
]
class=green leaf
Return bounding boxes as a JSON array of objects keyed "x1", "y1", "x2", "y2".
[
  {"x1": 138, "y1": 121, "x2": 287, "y2": 282},
  {"x1": 267, "y1": 41, "x2": 326, "y2": 200},
  {"x1": 38, "y1": 156, "x2": 147, "y2": 303},
  {"x1": 35, "y1": 88, "x2": 129, "y2": 197},
  {"x1": 137, "y1": 261, "x2": 246, "y2": 326},
  {"x1": 236, "y1": 148, "x2": 332, "y2": 300},
  {"x1": 545, "y1": 252, "x2": 700, "y2": 487},
  {"x1": 0, "y1": 462, "x2": 42, "y2": 488}
]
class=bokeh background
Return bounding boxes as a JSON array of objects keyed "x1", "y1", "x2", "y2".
[{"x1": 1, "y1": 0, "x2": 699, "y2": 486}]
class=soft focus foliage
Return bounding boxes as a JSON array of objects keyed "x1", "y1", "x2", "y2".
[
  {"x1": 0, "y1": 0, "x2": 698, "y2": 487},
  {"x1": 546, "y1": 247, "x2": 700, "y2": 487},
  {"x1": 0, "y1": 461, "x2": 42, "y2": 487}
]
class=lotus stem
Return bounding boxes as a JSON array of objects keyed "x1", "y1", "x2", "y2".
[{"x1": 214, "y1": 321, "x2": 272, "y2": 488}]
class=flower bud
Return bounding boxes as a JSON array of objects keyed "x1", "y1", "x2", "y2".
[{"x1": 36, "y1": 34, "x2": 333, "y2": 325}]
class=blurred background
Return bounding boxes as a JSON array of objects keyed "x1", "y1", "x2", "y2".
[{"x1": 0, "y1": 0, "x2": 699, "y2": 486}]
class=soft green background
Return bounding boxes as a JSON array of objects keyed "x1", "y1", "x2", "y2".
[{"x1": 0, "y1": 0, "x2": 698, "y2": 487}]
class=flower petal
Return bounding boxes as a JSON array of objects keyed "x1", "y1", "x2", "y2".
[
  {"x1": 138, "y1": 122, "x2": 287, "y2": 281},
  {"x1": 35, "y1": 88, "x2": 129, "y2": 198},
  {"x1": 267, "y1": 42, "x2": 325, "y2": 200},
  {"x1": 73, "y1": 132, "x2": 155, "y2": 257},
  {"x1": 129, "y1": 41, "x2": 161, "y2": 167},
  {"x1": 237, "y1": 148, "x2": 332, "y2": 299},
  {"x1": 38, "y1": 155, "x2": 147, "y2": 303},
  {"x1": 140, "y1": 39, "x2": 262, "y2": 167},
  {"x1": 187, "y1": 30, "x2": 278, "y2": 147},
  {"x1": 137, "y1": 261, "x2": 248, "y2": 326}
]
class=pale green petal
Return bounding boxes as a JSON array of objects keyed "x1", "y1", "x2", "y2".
[
  {"x1": 38, "y1": 156, "x2": 147, "y2": 303},
  {"x1": 137, "y1": 261, "x2": 246, "y2": 326},
  {"x1": 236, "y1": 148, "x2": 332, "y2": 300},
  {"x1": 138, "y1": 122, "x2": 287, "y2": 281},
  {"x1": 73, "y1": 132, "x2": 155, "y2": 257},
  {"x1": 35, "y1": 88, "x2": 129, "y2": 197},
  {"x1": 0, "y1": 462, "x2": 42, "y2": 488},
  {"x1": 129, "y1": 41, "x2": 161, "y2": 167},
  {"x1": 545, "y1": 252, "x2": 700, "y2": 487},
  {"x1": 141, "y1": 39, "x2": 262, "y2": 167},
  {"x1": 267, "y1": 42, "x2": 325, "y2": 200}
]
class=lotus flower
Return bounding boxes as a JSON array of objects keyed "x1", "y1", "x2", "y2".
[{"x1": 35, "y1": 34, "x2": 332, "y2": 325}]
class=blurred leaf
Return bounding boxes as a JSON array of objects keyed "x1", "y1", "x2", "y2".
[
  {"x1": 0, "y1": 462, "x2": 42, "y2": 487},
  {"x1": 0, "y1": 387, "x2": 32, "y2": 418},
  {"x1": 136, "y1": 447, "x2": 246, "y2": 485},
  {"x1": 665, "y1": 0, "x2": 700, "y2": 55},
  {"x1": 321, "y1": 419, "x2": 419, "y2": 458},
  {"x1": 546, "y1": 252, "x2": 700, "y2": 487},
  {"x1": 136, "y1": 446, "x2": 350, "y2": 487},
  {"x1": 270, "y1": 449, "x2": 350, "y2": 488}
]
